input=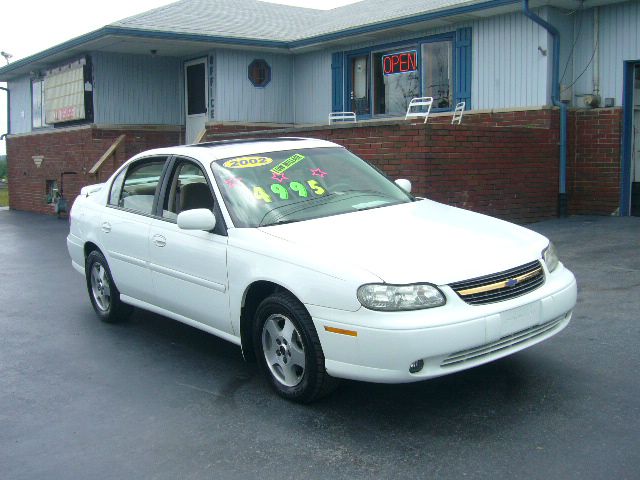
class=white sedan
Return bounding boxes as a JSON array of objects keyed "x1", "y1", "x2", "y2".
[{"x1": 67, "y1": 138, "x2": 577, "y2": 402}]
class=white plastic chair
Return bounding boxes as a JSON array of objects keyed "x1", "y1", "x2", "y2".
[
  {"x1": 451, "y1": 102, "x2": 466, "y2": 125},
  {"x1": 405, "y1": 97, "x2": 433, "y2": 123},
  {"x1": 328, "y1": 112, "x2": 357, "y2": 124}
]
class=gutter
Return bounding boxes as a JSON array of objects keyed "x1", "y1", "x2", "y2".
[
  {"x1": 0, "y1": 0, "x2": 523, "y2": 79},
  {"x1": 523, "y1": 0, "x2": 568, "y2": 217}
]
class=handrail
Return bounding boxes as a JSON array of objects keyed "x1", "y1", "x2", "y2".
[
  {"x1": 88, "y1": 134, "x2": 126, "y2": 174},
  {"x1": 194, "y1": 129, "x2": 207, "y2": 143}
]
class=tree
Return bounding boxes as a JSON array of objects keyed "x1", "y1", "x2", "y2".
[{"x1": 0, "y1": 155, "x2": 7, "y2": 180}]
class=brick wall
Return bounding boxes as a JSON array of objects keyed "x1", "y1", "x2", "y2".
[
  {"x1": 6, "y1": 125, "x2": 181, "y2": 215},
  {"x1": 5, "y1": 107, "x2": 624, "y2": 220},
  {"x1": 567, "y1": 108, "x2": 623, "y2": 215},
  {"x1": 202, "y1": 123, "x2": 285, "y2": 141},
  {"x1": 204, "y1": 113, "x2": 560, "y2": 224}
]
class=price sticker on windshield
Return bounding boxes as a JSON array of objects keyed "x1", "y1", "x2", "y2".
[
  {"x1": 223, "y1": 156, "x2": 273, "y2": 169},
  {"x1": 253, "y1": 179, "x2": 326, "y2": 203}
]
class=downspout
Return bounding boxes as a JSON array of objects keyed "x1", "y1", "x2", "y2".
[
  {"x1": 593, "y1": 7, "x2": 600, "y2": 98},
  {"x1": 0, "y1": 85, "x2": 9, "y2": 141},
  {"x1": 523, "y1": 0, "x2": 568, "y2": 217}
]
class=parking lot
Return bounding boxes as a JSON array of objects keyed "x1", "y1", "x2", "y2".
[{"x1": 1, "y1": 210, "x2": 638, "y2": 479}]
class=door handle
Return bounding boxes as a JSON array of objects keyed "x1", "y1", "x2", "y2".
[
  {"x1": 101, "y1": 222, "x2": 111, "y2": 233},
  {"x1": 152, "y1": 234, "x2": 167, "y2": 248}
]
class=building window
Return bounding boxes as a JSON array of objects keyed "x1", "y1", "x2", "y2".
[
  {"x1": 345, "y1": 35, "x2": 456, "y2": 116},
  {"x1": 248, "y1": 59, "x2": 271, "y2": 87},
  {"x1": 45, "y1": 179, "x2": 58, "y2": 204},
  {"x1": 372, "y1": 49, "x2": 420, "y2": 115},
  {"x1": 32, "y1": 79, "x2": 47, "y2": 129},
  {"x1": 421, "y1": 41, "x2": 453, "y2": 109}
]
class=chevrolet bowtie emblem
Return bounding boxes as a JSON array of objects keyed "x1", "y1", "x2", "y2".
[{"x1": 506, "y1": 278, "x2": 519, "y2": 287}]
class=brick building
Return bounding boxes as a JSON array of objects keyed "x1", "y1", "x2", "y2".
[{"x1": 0, "y1": 0, "x2": 638, "y2": 219}]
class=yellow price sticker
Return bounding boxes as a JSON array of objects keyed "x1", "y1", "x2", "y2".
[{"x1": 223, "y1": 156, "x2": 273, "y2": 169}]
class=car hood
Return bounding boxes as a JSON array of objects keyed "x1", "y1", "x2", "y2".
[{"x1": 258, "y1": 199, "x2": 549, "y2": 285}]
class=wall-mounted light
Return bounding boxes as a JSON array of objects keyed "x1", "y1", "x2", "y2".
[
  {"x1": 150, "y1": 49, "x2": 158, "y2": 56},
  {"x1": 1, "y1": 51, "x2": 13, "y2": 64}
]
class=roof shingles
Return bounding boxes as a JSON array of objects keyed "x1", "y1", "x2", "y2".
[{"x1": 111, "y1": 0, "x2": 481, "y2": 42}]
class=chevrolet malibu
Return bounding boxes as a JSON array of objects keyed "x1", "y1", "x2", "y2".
[{"x1": 67, "y1": 138, "x2": 577, "y2": 402}]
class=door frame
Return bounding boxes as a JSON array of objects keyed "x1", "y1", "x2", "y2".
[
  {"x1": 183, "y1": 57, "x2": 209, "y2": 144},
  {"x1": 621, "y1": 60, "x2": 638, "y2": 216}
]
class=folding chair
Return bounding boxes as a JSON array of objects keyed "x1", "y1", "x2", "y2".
[
  {"x1": 405, "y1": 97, "x2": 433, "y2": 124},
  {"x1": 451, "y1": 102, "x2": 466, "y2": 125}
]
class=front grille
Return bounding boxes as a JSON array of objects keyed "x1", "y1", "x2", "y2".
[
  {"x1": 449, "y1": 260, "x2": 544, "y2": 305},
  {"x1": 440, "y1": 314, "x2": 566, "y2": 368}
]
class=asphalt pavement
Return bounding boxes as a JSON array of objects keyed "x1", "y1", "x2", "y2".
[{"x1": 0, "y1": 210, "x2": 638, "y2": 479}]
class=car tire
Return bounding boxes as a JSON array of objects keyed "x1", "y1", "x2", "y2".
[
  {"x1": 254, "y1": 292, "x2": 338, "y2": 403},
  {"x1": 85, "y1": 250, "x2": 132, "y2": 323}
]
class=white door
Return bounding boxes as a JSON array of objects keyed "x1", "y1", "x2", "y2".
[
  {"x1": 148, "y1": 159, "x2": 231, "y2": 334},
  {"x1": 100, "y1": 157, "x2": 168, "y2": 303},
  {"x1": 184, "y1": 58, "x2": 208, "y2": 144}
]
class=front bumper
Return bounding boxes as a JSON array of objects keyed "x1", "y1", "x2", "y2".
[{"x1": 308, "y1": 265, "x2": 577, "y2": 383}]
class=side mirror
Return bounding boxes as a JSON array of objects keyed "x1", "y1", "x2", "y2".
[
  {"x1": 177, "y1": 209, "x2": 216, "y2": 231},
  {"x1": 395, "y1": 179, "x2": 412, "y2": 193}
]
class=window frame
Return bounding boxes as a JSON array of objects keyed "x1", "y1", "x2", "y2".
[
  {"x1": 31, "y1": 78, "x2": 48, "y2": 129},
  {"x1": 248, "y1": 59, "x2": 272, "y2": 88},
  {"x1": 344, "y1": 32, "x2": 456, "y2": 119},
  {"x1": 107, "y1": 156, "x2": 170, "y2": 217},
  {"x1": 156, "y1": 155, "x2": 228, "y2": 236}
]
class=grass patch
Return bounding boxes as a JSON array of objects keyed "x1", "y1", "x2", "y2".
[{"x1": 0, "y1": 188, "x2": 8, "y2": 207}]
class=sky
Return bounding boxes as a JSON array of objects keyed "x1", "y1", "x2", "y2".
[{"x1": 0, "y1": 0, "x2": 361, "y2": 155}]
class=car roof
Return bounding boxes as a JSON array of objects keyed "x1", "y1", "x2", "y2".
[{"x1": 134, "y1": 137, "x2": 342, "y2": 163}]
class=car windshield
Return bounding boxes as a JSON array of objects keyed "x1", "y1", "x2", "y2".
[{"x1": 211, "y1": 147, "x2": 413, "y2": 227}]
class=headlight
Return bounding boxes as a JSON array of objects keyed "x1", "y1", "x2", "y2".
[
  {"x1": 543, "y1": 242, "x2": 559, "y2": 272},
  {"x1": 357, "y1": 283, "x2": 446, "y2": 311}
]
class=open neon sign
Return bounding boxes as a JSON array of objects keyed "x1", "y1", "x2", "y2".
[{"x1": 382, "y1": 50, "x2": 418, "y2": 75}]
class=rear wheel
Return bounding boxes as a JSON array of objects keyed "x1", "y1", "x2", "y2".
[
  {"x1": 85, "y1": 250, "x2": 132, "y2": 323},
  {"x1": 254, "y1": 292, "x2": 338, "y2": 403}
]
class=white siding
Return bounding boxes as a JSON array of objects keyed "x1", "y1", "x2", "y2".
[
  {"x1": 472, "y1": 9, "x2": 550, "y2": 109},
  {"x1": 93, "y1": 52, "x2": 183, "y2": 125},
  {"x1": 572, "y1": 1, "x2": 640, "y2": 107},
  {"x1": 215, "y1": 50, "x2": 293, "y2": 123},
  {"x1": 292, "y1": 50, "x2": 332, "y2": 124},
  {"x1": 9, "y1": 76, "x2": 32, "y2": 134}
]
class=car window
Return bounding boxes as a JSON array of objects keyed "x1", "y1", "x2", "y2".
[
  {"x1": 161, "y1": 160, "x2": 214, "y2": 221},
  {"x1": 108, "y1": 168, "x2": 126, "y2": 206},
  {"x1": 210, "y1": 147, "x2": 413, "y2": 227},
  {"x1": 116, "y1": 159, "x2": 166, "y2": 215}
]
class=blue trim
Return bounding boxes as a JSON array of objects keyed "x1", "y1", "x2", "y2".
[
  {"x1": 248, "y1": 59, "x2": 271, "y2": 87},
  {"x1": 342, "y1": 32, "x2": 457, "y2": 116},
  {"x1": 0, "y1": 0, "x2": 519, "y2": 80},
  {"x1": 454, "y1": 28, "x2": 472, "y2": 108},
  {"x1": 331, "y1": 52, "x2": 344, "y2": 112},
  {"x1": 0, "y1": 26, "x2": 287, "y2": 79},
  {"x1": 620, "y1": 61, "x2": 636, "y2": 217},
  {"x1": 291, "y1": 0, "x2": 518, "y2": 48}
]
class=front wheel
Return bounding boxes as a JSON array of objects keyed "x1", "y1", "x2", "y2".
[
  {"x1": 254, "y1": 292, "x2": 338, "y2": 403},
  {"x1": 85, "y1": 250, "x2": 132, "y2": 323}
]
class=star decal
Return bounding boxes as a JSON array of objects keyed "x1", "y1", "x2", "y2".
[
  {"x1": 310, "y1": 168, "x2": 328, "y2": 178},
  {"x1": 224, "y1": 177, "x2": 242, "y2": 189},
  {"x1": 271, "y1": 172, "x2": 288, "y2": 183}
]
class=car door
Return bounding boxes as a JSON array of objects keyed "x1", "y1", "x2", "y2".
[
  {"x1": 148, "y1": 157, "x2": 231, "y2": 334},
  {"x1": 100, "y1": 156, "x2": 168, "y2": 303}
]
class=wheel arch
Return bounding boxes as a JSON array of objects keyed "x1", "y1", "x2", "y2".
[
  {"x1": 240, "y1": 280, "x2": 300, "y2": 362},
  {"x1": 84, "y1": 241, "x2": 102, "y2": 259}
]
